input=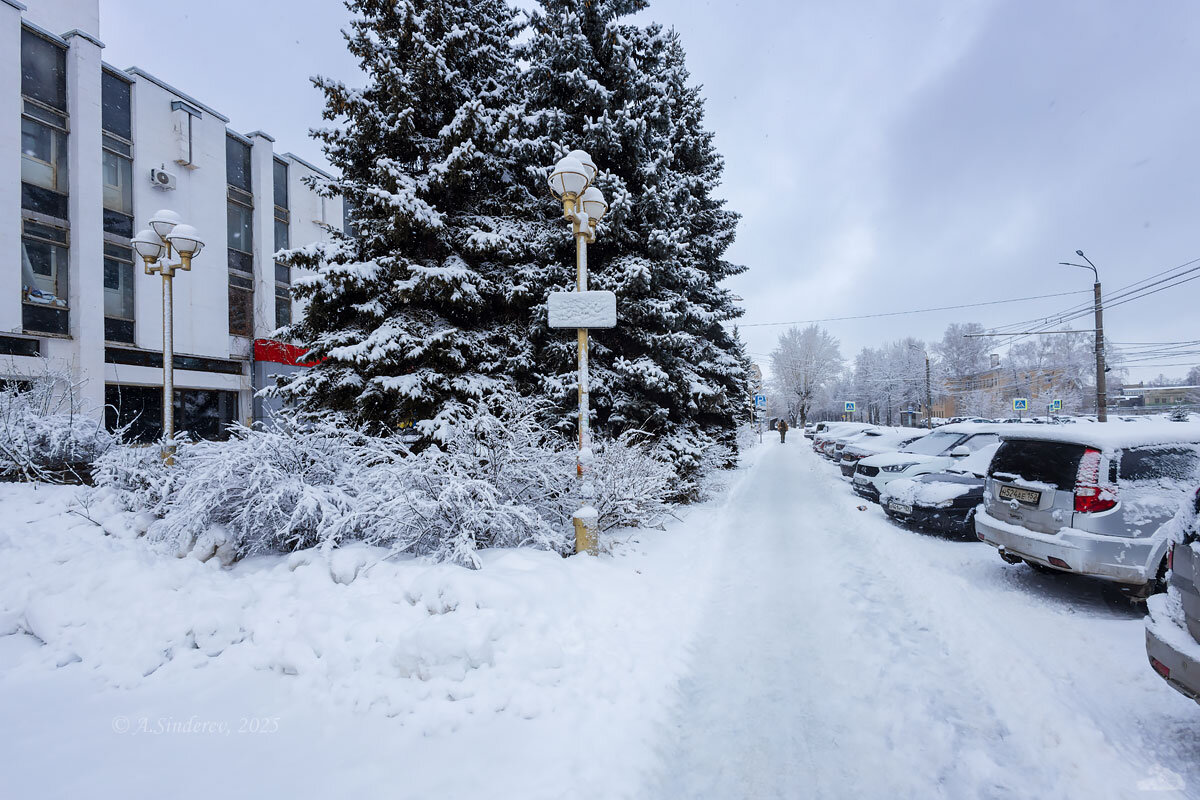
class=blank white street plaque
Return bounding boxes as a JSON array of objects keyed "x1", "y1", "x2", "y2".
[{"x1": 548, "y1": 290, "x2": 617, "y2": 329}]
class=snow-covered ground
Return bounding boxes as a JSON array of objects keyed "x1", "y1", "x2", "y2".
[{"x1": 2, "y1": 442, "x2": 1199, "y2": 798}]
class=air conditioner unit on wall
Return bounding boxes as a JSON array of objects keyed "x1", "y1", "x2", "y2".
[{"x1": 150, "y1": 167, "x2": 177, "y2": 190}]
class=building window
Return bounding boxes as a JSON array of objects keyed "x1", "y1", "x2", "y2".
[
  {"x1": 273, "y1": 159, "x2": 290, "y2": 331},
  {"x1": 21, "y1": 29, "x2": 66, "y2": 111},
  {"x1": 103, "y1": 243, "x2": 135, "y2": 343},
  {"x1": 226, "y1": 135, "x2": 252, "y2": 193},
  {"x1": 101, "y1": 70, "x2": 134, "y2": 238},
  {"x1": 21, "y1": 220, "x2": 69, "y2": 335},
  {"x1": 227, "y1": 134, "x2": 254, "y2": 337},
  {"x1": 21, "y1": 116, "x2": 69, "y2": 219},
  {"x1": 106, "y1": 384, "x2": 238, "y2": 443}
]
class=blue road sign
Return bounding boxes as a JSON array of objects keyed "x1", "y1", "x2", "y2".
[
  {"x1": 1051, "y1": 399, "x2": 1063, "y2": 412},
  {"x1": 754, "y1": 394, "x2": 767, "y2": 408},
  {"x1": 845, "y1": 401, "x2": 857, "y2": 412},
  {"x1": 1013, "y1": 398, "x2": 1029, "y2": 411}
]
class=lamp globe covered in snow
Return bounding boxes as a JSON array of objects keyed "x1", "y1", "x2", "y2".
[
  {"x1": 131, "y1": 210, "x2": 204, "y2": 462},
  {"x1": 545, "y1": 148, "x2": 617, "y2": 556}
]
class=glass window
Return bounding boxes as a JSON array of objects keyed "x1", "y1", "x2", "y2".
[
  {"x1": 101, "y1": 71, "x2": 132, "y2": 140},
  {"x1": 274, "y1": 263, "x2": 290, "y2": 284},
  {"x1": 21, "y1": 29, "x2": 66, "y2": 111},
  {"x1": 1118, "y1": 446, "x2": 1200, "y2": 483},
  {"x1": 274, "y1": 217, "x2": 289, "y2": 254},
  {"x1": 275, "y1": 285, "x2": 291, "y2": 330},
  {"x1": 102, "y1": 150, "x2": 133, "y2": 214},
  {"x1": 901, "y1": 431, "x2": 962, "y2": 456},
  {"x1": 103, "y1": 247, "x2": 135, "y2": 323},
  {"x1": 106, "y1": 385, "x2": 237, "y2": 443},
  {"x1": 21, "y1": 225, "x2": 69, "y2": 336},
  {"x1": 227, "y1": 201, "x2": 253, "y2": 254},
  {"x1": 273, "y1": 159, "x2": 288, "y2": 210},
  {"x1": 963, "y1": 433, "x2": 1000, "y2": 452},
  {"x1": 988, "y1": 439, "x2": 1086, "y2": 491},
  {"x1": 226, "y1": 135, "x2": 252, "y2": 192},
  {"x1": 21, "y1": 117, "x2": 68, "y2": 194},
  {"x1": 22, "y1": 236, "x2": 68, "y2": 307},
  {"x1": 229, "y1": 282, "x2": 253, "y2": 337}
]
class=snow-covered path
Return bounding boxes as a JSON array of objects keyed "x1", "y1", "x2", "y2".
[{"x1": 649, "y1": 441, "x2": 1199, "y2": 799}]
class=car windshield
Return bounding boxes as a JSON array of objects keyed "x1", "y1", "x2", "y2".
[{"x1": 900, "y1": 430, "x2": 962, "y2": 456}]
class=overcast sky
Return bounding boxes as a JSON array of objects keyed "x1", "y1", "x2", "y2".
[{"x1": 100, "y1": 0, "x2": 1200, "y2": 383}]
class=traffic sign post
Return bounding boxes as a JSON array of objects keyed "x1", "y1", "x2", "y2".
[
  {"x1": 1013, "y1": 397, "x2": 1028, "y2": 418},
  {"x1": 1051, "y1": 398, "x2": 1062, "y2": 412}
]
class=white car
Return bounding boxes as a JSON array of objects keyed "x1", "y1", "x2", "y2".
[
  {"x1": 851, "y1": 423, "x2": 1011, "y2": 503},
  {"x1": 838, "y1": 427, "x2": 930, "y2": 477}
]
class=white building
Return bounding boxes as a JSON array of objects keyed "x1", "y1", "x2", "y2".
[{"x1": 2, "y1": 0, "x2": 342, "y2": 439}]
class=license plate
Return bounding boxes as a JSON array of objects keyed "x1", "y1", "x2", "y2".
[
  {"x1": 999, "y1": 485, "x2": 1041, "y2": 505},
  {"x1": 854, "y1": 475, "x2": 870, "y2": 485},
  {"x1": 888, "y1": 501, "x2": 912, "y2": 515}
]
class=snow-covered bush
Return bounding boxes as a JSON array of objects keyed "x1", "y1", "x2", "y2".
[
  {"x1": 91, "y1": 441, "x2": 179, "y2": 515},
  {"x1": 95, "y1": 396, "x2": 681, "y2": 568},
  {"x1": 148, "y1": 417, "x2": 370, "y2": 558},
  {"x1": 585, "y1": 432, "x2": 676, "y2": 531},
  {"x1": 0, "y1": 365, "x2": 116, "y2": 483}
]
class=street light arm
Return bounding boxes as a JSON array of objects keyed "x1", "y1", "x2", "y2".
[{"x1": 1059, "y1": 260, "x2": 1098, "y2": 282}]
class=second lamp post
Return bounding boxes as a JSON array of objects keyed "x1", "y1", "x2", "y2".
[{"x1": 132, "y1": 210, "x2": 205, "y2": 460}]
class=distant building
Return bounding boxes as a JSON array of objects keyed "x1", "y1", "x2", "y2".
[
  {"x1": 2, "y1": 0, "x2": 343, "y2": 439},
  {"x1": 1120, "y1": 384, "x2": 1200, "y2": 408}
]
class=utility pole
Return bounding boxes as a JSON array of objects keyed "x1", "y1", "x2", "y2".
[
  {"x1": 924, "y1": 353, "x2": 933, "y2": 429},
  {"x1": 1059, "y1": 251, "x2": 1107, "y2": 422}
]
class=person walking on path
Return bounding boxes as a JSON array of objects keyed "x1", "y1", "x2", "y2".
[{"x1": 777, "y1": 418, "x2": 789, "y2": 443}]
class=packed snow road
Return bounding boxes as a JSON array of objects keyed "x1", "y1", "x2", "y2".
[{"x1": 649, "y1": 440, "x2": 1199, "y2": 799}]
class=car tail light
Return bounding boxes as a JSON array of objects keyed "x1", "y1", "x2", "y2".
[
  {"x1": 1151, "y1": 657, "x2": 1171, "y2": 680},
  {"x1": 1074, "y1": 448, "x2": 1117, "y2": 513},
  {"x1": 1048, "y1": 556, "x2": 1071, "y2": 570},
  {"x1": 1167, "y1": 543, "x2": 1174, "y2": 572}
]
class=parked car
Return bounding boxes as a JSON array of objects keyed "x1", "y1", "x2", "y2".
[
  {"x1": 838, "y1": 428, "x2": 930, "y2": 478},
  {"x1": 813, "y1": 423, "x2": 874, "y2": 459},
  {"x1": 803, "y1": 422, "x2": 817, "y2": 439},
  {"x1": 828, "y1": 427, "x2": 885, "y2": 463},
  {"x1": 881, "y1": 444, "x2": 1000, "y2": 537},
  {"x1": 1146, "y1": 486, "x2": 1200, "y2": 702},
  {"x1": 852, "y1": 423, "x2": 1008, "y2": 503},
  {"x1": 975, "y1": 423, "x2": 1200, "y2": 597}
]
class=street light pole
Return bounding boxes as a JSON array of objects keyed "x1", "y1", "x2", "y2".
[
  {"x1": 133, "y1": 212, "x2": 205, "y2": 460},
  {"x1": 1059, "y1": 250, "x2": 1107, "y2": 422},
  {"x1": 548, "y1": 151, "x2": 611, "y2": 555}
]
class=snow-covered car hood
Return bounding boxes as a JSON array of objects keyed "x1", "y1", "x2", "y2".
[
  {"x1": 859, "y1": 451, "x2": 938, "y2": 469},
  {"x1": 882, "y1": 475, "x2": 980, "y2": 508}
]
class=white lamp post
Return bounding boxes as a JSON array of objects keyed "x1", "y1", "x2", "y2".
[
  {"x1": 131, "y1": 210, "x2": 204, "y2": 461},
  {"x1": 547, "y1": 149, "x2": 615, "y2": 555}
]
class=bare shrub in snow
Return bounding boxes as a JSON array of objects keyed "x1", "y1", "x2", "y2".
[
  {"x1": 584, "y1": 432, "x2": 676, "y2": 531},
  {"x1": 148, "y1": 416, "x2": 369, "y2": 557},
  {"x1": 0, "y1": 363, "x2": 116, "y2": 483},
  {"x1": 97, "y1": 397, "x2": 683, "y2": 568}
]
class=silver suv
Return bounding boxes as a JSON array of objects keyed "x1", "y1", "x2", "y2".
[
  {"x1": 1146, "y1": 487, "x2": 1200, "y2": 702},
  {"x1": 975, "y1": 424, "x2": 1200, "y2": 596}
]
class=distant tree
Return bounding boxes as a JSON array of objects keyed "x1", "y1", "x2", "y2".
[
  {"x1": 933, "y1": 322, "x2": 991, "y2": 383},
  {"x1": 1188, "y1": 365, "x2": 1200, "y2": 385},
  {"x1": 769, "y1": 325, "x2": 842, "y2": 427}
]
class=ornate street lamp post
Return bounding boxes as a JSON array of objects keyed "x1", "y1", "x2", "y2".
[
  {"x1": 547, "y1": 150, "x2": 615, "y2": 555},
  {"x1": 131, "y1": 210, "x2": 205, "y2": 460}
]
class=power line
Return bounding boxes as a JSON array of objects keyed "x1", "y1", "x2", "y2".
[{"x1": 735, "y1": 290, "x2": 1090, "y2": 329}]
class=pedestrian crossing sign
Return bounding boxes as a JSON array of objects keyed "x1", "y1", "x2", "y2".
[
  {"x1": 1051, "y1": 399, "x2": 1062, "y2": 411},
  {"x1": 1013, "y1": 398, "x2": 1028, "y2": 411},
  {"x1": 844, "y1": 401, "x2": 856, "y2": 412}
]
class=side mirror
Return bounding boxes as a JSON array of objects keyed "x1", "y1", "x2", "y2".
[{"x1": 950, "y1": 445, "x2": 970, "y2": 458}]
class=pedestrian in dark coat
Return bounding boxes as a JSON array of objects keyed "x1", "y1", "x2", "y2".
[{"x1": 778, "y1": 418, "x2": 788, "y2": 443}]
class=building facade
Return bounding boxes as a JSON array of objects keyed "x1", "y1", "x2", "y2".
[{"x1": 2, "y1": 0, "x2": 341, "y2": 439}]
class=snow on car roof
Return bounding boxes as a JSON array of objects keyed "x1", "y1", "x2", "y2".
[{"x1": 996, "y1": 421, "x2": 1200, "y2": 451}]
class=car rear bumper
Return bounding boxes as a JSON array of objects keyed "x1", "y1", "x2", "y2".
[
  {"x1": 886, "y1": 503, "x2": 974, "y2": 536},
  {"x1": 974, "y1": 509, "x2": 1153, "y2": 585},
  {"x1": 1146, "y1": 595, "x2": 1200, "y2": 703}
]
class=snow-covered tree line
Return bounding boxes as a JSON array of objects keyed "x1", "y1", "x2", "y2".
[
  {"x1": 769, "y1": 321, "x2": 1101, "y2": 424},
  {"x1": 274, "y1": 0, "x2": 751, "y2": 483}
]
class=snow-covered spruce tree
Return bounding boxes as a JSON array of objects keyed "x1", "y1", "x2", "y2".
[
  {"x1": 517, "y1": 6, "x2": 749, "y2": 482},
  {"x1": 275, "y1": 0, "x2": 545, "y2": 442}
]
